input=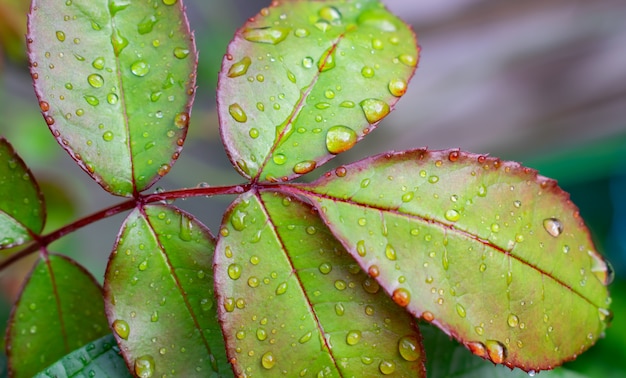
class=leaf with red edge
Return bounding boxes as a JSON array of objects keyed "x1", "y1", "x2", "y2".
[
  {"x1": 217, "y1": 0, "x2": 418, "y2": 182},
  {"x1": 27, "y1": 0, "x2": 197, "y2": 196},
  {"x1": 214, "y1": 190, "x2": 425, "y2": 376},
  {"x1": 290, "y1": 148, "x2": 612, "y2": 372},
  {"x1": 0, "y1": 137, "x2": 45, "y2": 249},
  {"x1": 104, "y1": 204, "x2": 229, "y2": 377},
  {"x1": 6, "y1": 253, "x2": 109, "y2": 378}
]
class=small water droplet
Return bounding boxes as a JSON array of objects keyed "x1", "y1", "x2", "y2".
[
  {"x1": 357, "y1": 9, "x2": 398, "y2": 32},
  {"x1": 56, "y1": 31, "x2": 66, "y2": 42},
  {"x1": 92, "y1": 57, "x2": 105, "y2": 70},
  {"x1": 137, "y1": 14, "x2": 157, "y2": 34},
  {"x1": 228, "y1": 103, "x2": 247, "y2": 123},
  {"x1": 589, "y1": 250, "x2": 614, "y2": 285},
  {"x1": 361, "y1": 66, "x2": 375, "y2": 78},
  {"x1": 335, "y1": 303, "x2": 345, "y2": 316},
  {"x1": 272, "y1": 153, "x2": 287, "y2": 165},
  {"x1": 392, "y1": 288, "x2": 411, "y2": 307},
  {"x1": 299, "y1": 331, "x2": 312, "y2": 344},
  {"x1": 134, "y1": 355, "x2": 155, "y2": 378},
  {"x1": 84, "y1": 95, "x2": 99, "y2": 106},
  {"x1": 319, "y1": 6, "x2": 342, "y2": 23},
  {"x1": 388, "y1": 78, "x2": 407, "y2": 97},
  {"x1": 360, "y1": 98, "x2": 390, "y2": 124},
  {"x1": 173, "y1": 47, "x2": 189, "y2": 59},
  {"x1": 385, "y1": 244, "x2": 397, "y2": 260},
  {"x1": 302, "y1": 56, "x2": 314, "y2": 69},
  {"x1": 131, "y1": 60, "x2": 150, "y2": 76},
  {"x1": 228, "y1": 264, "x2": 242, "y2": 280},
  {"x1": 456, "y1": 303, "x2": 466, "y2": 318},
  {"x1": 162, "y1": 0, "x2": 177, "y2": 5},
  {"x1": 276, "y1": 281, "x2": 288, "y2": 295},
  {"x1": 293, "y1": 161, "x2": 316, "y2": 174},
  {"x1": 445, "y1": 209, "x2": 460, "y2": 222},
  {"x1": 102, "y1": 131, "x2": 114, "y2": 142},
  {"x1": 507, "y1": 314, "x2": 519, "y2": 328},
  {"x1": 356, "y1": 240, "x2": 367, "y2": 256},
  {"x1": 485, "y1": 340, "x2": 506, "y2": 364},
  {"x1": 107, "y1": 93, "x2": 119, "y2": 104},
  {"x1": 398, "y1": 54, "x2": 417, "y2": 67},
  {"x1": 112, "y1": 319, "x2": 130, "y2": 340},
  {"x1": 111, "y1": 29, "x2": 128, "y2": 56},
  {"x1": 317, "y1": 47, "x2": 336, "y2": 72},
  {"x1": 543, "y1": 218, "x2": 563, "y2": 237},
  {"x1": 261, "y1": 351, "x2": 276, "y2": 369},
  {"x1": 362, "y1": 277, "x2": 380, "y2": 294},
  {"x1": 477, "y1": 184, "x2": 487, "y2": 197},
  {"x1": 294, "y1": 28, "x2": 309, "y2": 38},
  {"x1": 88, "y1": 73, "x2": 104, "y2": 88},
  {"x1": 227, "y1": 56, "x2": 251, "y2": 78},
  {"x1": 326, "y1": 125, "x2": 357, "y2": 154},
  {"x1": 398, "y1": 335, "x2": 420, "y2": 361},
  {"x1": 244, "y1": 27, "x2": 290, "y2": 45},
  {"x1": 379, "y1": 360, "x2": 396, "y2": 375},
  {"x1": 346, "y1": 330, "x2": 361, "y2": 345},
  {"x1": 174, "y1": 112, "x2": 189, "y2": 129}
]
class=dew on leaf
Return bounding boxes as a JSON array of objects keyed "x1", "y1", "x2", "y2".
[
  {"x1": 317, "y1": 47, "x2": 336, "y2": 72},
  {"x1": 445, "y1": 209, "x2": 460, "y2": 222},
  {"x1": 360, "y1": 98, "x2": 390, "y2": 124},
  {"x1": 326, "y1": 125, "x2": 357, "y2": 154},
  {"x1": 356, "y1": 240, "x2": 367, "y2": 256},
  {"x1": 102, "y1": 131, "x2": 114, "y2": 141},
  {"x1": 111, "y1": 29, "x2": 129, "y2": 56},
  {"x1": 249, "y1": 128, "x2": 259, "y2": 138},
  {"x1": 507, "y1": 314, "x2": 519, "y2": 328},
  {"x1": 261, "y1": 351, "x2": 276, "y2": 369},
  {"x1": 335, "y1": 303, "x2": 345, "y2": 316},
  {"x1": 398, "y1": 335, "x2": 420, "y2": 361},
  {"x1": 256, "y1": 328, "x2": 267, "y2": 341},
  {"x1": 361, "y1": 66, "x2": 375, "y2": 78},
  {"x1": 92, "y1": 57, "x2": 105, "y2": 70},
  {"x1": 467, "y1": 341, "x2": 486, "y2": 357},
  {"x1": 477, "y1": 184, "x2": 487, "y2": 197},
  {"x1": 293, "y1": 161, "x2": 316, "y2": 174},
  {"x1": 543, "y1": 218, "x2": 563, "y2": 237},
  {"x1": 276, "y1": 282, "x2": 288, "y2": 295},
  {"x1": 228, "y1": 103, "x2": 247, "y2": 123},
  {"x1": 357, "y1": 9, "x2": 397, "y2": 32},
  {"x1": 385, "y1": 244, "x2": 397, "y2": 260},
  {"x1": 392, "y1": 288, "x2": 411, "y2": 307},
  {"x1": 134, "y1": 355, "x2": 155, "y2": 378},
  {"x1": 456, "y1": 303, "x2": 467, "y2": 318},
  {"x1": 398, "y1": 53, "x2": 417, "y2": 67},
  {"x1": 314, "y1": 20, "x2": 331, "y2": 32},
  {"x1": 388, "y1": 78, "x2": 407, "y2": 97},
  {"x1": 589, "y1": 251, "x2": 614, "y2": 285},
  {"x1": 131, "y1": 60, "x2": 150, "y2": 76},
  {"x1": 112, "y1": 319, "x2": 130, "y2": 340},
  {"x1": 174, "y1": 112, "x2": 189, "y2": 129},
  {"x1": 485, "y1": 340, "x2": 507, "y2": 364},
  {"x1": 107, "y1": 93, "x2": 119, "y2": 104},
  {"x1": 302, "y1": 56, "x2": 314, "y2": 68},
  {"x1": 402, "y1": 192, "x2": 414, "y2": 202},
  {"x1": 272, "y1": 153, "x2": 287, "y2": 165},
  {"x1": 87, "y1": 73, "x2": 104, "y2": 88},
  {"x1": 294, "y1": 28, "x2": 309, "y2": 38},
  {"x1": 84, "y1": 95, "x2": 99, "y2": 106},
  {"x1": 173, "y1": 47, "x2": 190, "y2": 59},
  {"x1": 137, "y1": 14, "x2": 157, "y2": 34},
  {"x1": 179, "y1": 215, "x2": 193, "y2": 241},
  {"x1": 372, "y1": 38, "x2": 384, "y2": 50},
  {"x1": 243, "y1": 27, "x2": 290, "y2": 45},
  {"x1": 379, "y1": 359, "x2": 396, "y2": 375},
  {"x1": 299, "y1": 331, "x2": 312, "y2": 344},
  {"x1": 340, "y1": 100, "x2": 355, "y2": 108},
  {"x1": 227, "y1": 264, "x2": 242, "y2": 280},
  {"x1": 362, "y1": 277, "x2": 380, "y2": 294},
  {"x1": 227, "y1": 56, "x2": 251, "y2": 78},
  {"x1": 346, "y1": 330, "x2": 361, "y2": 345},
  {"x1": 162, "y1": 0, "x2": 177, "y2": 5},
  {"x1": 319, "y1": 6, "x2": 342, "y2": 23},
  {"x1": 56, "y1": 31, "x2": 66, "y2": 41}
]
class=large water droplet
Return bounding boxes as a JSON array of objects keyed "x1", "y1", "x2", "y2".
[
  {"x1": 357, "y1": 9, "x2": 398, "y2": 32},
  {"x1": 227, "y1": 56, "x2": 251, "y2": 78},
  {"x1": 398, "y1": 54, "x2": 417, "y2": 67},
  {"x1": 293, "y1": 161, "x2": 316, "y2": 174},
  {"x1": 275, "y1": 281, "x2": 288, "y2": 295},
  {"x1": 379, "y1": 360, "x2": 396, "y2": 375},
  {"x1": 445, "y1": 209, "x2": 460, "y2": 222},
  {"x1": 243, "y1": 27, "x2": 290, "y2": 45},
  {"x1": 326, "y1": 125, "x2": 357, "y2": 154},
  {"x1": 398, "y1": 335, "x2": 420, "y2": 361},
  {"x1": 179, "y1": 215, "x2": 193, "y2": 241},
  {"x1": 88, "y1": 73, "x2": 104, "y2": 88},
  {"x1": 392, "y1": 288, "x2": 411, "y2": 307},
  {"x1": 360, "y1": 99, "x2": 390, "y2": 124},
  {"x1": 227, "y1": 263, "x2": 242, "y2": 280},
  {"x1": 388, "y1": 78, "x2": 407, "y2": 97},
  {"x1": 319, "y1": 6, "x2": 342, "y2": 23},
  {"x1": 174, "y1": 112, "x2": 189, "y2": 129},
  {"x1": 346, "y1": 330, "x2": 361, "y2": 345},
  {"x1": 92, "y1": 57, "x2": 105, "y2": 70},
  {"x1": 261, "y1": 351, "x2": 276, "y2": 369},
  {"x1": 589, "y1": 250, "x2": 614, "y2": 285},
  {"x1": 131, "y1": 60, "x2": 150, "y2": 77},
  {"x1": 138, "y1": 15, "x2": 157, "y2": 34},
  {"x1": 112, "y1": 319, "x2": 130, "y2": 339},
  {"x1": 134, "y1": 355, "x2": 155, "y2": 378},
  {"x1": 385, "y1": 244, "x2": 397, "y2": 260},
  {"x1": 111, "y1": 28, "x2": 128, "y2": 56},
  {"x1": 102, "y1": 131, "x2": 114, "y2": 142},
  {"x1": 317, "y1": 47, "x2": 336, "y2": 72},
  {"x1": 543, "y1": 218, "x2": 563, "y2": 237},
  {"x1": 272, "y1": 153, "x2": 287, "y2": 165},
  {"x1": 228, "y1": 103, "x2": 247, "y2": 123},
  {"x1": 173, "y1": 47, "x2": 190, "y2": 59},
  {"x1": 485, "y1": 340, "x2": 506, "y2": 364}
]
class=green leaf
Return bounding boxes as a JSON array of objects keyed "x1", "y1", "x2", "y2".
[
  {"x1": 0, "y1": 138, "x2": 45, "y2": 249},
  {"x1": 6, "y1": 254, "x2": 109, "y2": 378},
  {"x1": 214, "y1": 190, "x2": 425, "y2": 376},
  {"x1": 292, "y1": 148, "x2": 612, "y2": 371},
  {"x1": 28, "y1": 0, "x2": 197, "y2": 196},
  {"x1": 34, "y1": 334, "x2": 132, "y2": 378},
  {"x1": 218, "y1": 0, "x2": 418, "y2": 182},
  {"x1": 104, "y1": 204, "x2": 229, "y2": 377}
]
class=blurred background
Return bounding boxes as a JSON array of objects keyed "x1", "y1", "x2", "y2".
[{"x1": 0, "y1": 0, "x2": 625, "y2": 376}]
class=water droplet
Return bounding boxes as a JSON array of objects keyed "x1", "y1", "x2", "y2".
[
  {"x1": 174, "y1": 112, "x2": 189, "y2": 129},
  {"x1": 162, "y1": 0, "x2": 177, "y2": 5},
  {"x1": 317, "y1": 47, "x2": 336, "y2": 72},
  {"x1": 325, "y1": 125, "x2": 357, "y2": 154},
  {"x1": 179, "y1": 215, "x2": 193, "y2": 241},
  {"x1": 294, "y1": 28, "x2": 309, "y2": 38},
  {"x1": 112, "y1": 319, "x2": 130, "y2": 339},
  {"x1": 299, "y1": 331, "x2": 312, "y2": 344},
  {"x1": 293, "y1": 161, "x2": 316, "y2": 174},
  {"x1": 56, "y1": 31, "x2": 66, "y2": 42},
  {"x1": 357, "y1": 9, "x2": 397, "y2": 32},
  {"x1": 302, "y1": 56, "x2": 314, "y2": 69},
  {"x1": 477, "y1": 184, "x2": 487, "y2": 197},
  {"x1": 228, "y1": 103, "x2": 247, "y2": 123},
  {"x1": 356, "y1": 240, "x2": 367, "y2": 256},
  {"x1": 138, "y1": 260, "x2": 148, "y2": 271},
  {"x1": 360, "y1": 98, "x2": 390, "y2": 124},
  {"x1": 507, "y1": 314, "x2": 519, "y2": 328},
  {"x1": 346, "y1": 330, "x2": 361, "y2": 345},
  {"x1": 456, "y1": 303, "x2": 466, "y2": 318},
  {"x1": 131, "y1": 60, "x2": 150, "y2": 76},
  {"x1": 335, "y1": 303, "x2": 345, "y2": 316},
  {"x1": 385, "y1": 244, "x2": 397, "y2": 260},
  {"x1": 275, "y1": 282, "x2": 288, "y2": 295},
  {"x1": 392, "y1": 288, "x2": 411, "y2": 307},
  {"x1": 398, "y1": 53, "x2": 417, "y2": 67},
  {"x1": 467, "y1": 341, "x2": 486, "y2": 357},
  {"x1": 445, "y1": 209, "x2": 460, "y2": 222},
  {"x1": 401, "y1": 192, "x2": 414, "y2": 202},
  {"x1": 227, "y1": 264, "x2": 242, "y2": 280},
  {"x1": 319, "y1": 6, "x2": 342, "y2": 23},
  {"x1": 227, "y1": 56, "x2": 251, "y2": 78},
  {"x1": 360, "y1": 66, "x2": 376, "y2": 80},
  {"x1": 589, "y1": 251, "x2": 614, "y2": 285},
  {"x1": 306, "y1": 226, "x2": 317, "y2": 235},
  {"x1": 88, "y1": 73, "x2": 104, "y2": 88},
  {"x1": 362, "y1": 277, "x2": 380, "y2": 294},
  {"x1": 173, "y1": 47, "x2": 190, "y2": 59},
  {"x1": 379, "y1": 360, "x2": 396, "y2": 375},
  {"x1": 243, "y1": 27, "x2": 290, "y2": 45},
  {"x1": 261, "y1": 351, "x2": 276, "y2": 369},
  {"x1": 372, "y1": 38, "x2": 384, "y2": 50},
  {"x1": 485, "y1": 340, "x2": 506, "y2": 364},
  {"x1": 388, "y1": 78, "x2": 407, "y2": 97},
  {"x1": 92, "y1": 57, "x2": 105, "y2": 70},
  {"x1": 137, "y1": 14, "x2": 157, "y2": 34},
  {"x1": 134, "y1": 355, "x2": 155, "y2": 378},
  {"x1": 318, "y1": 262, "x2": 332, "y2": 274},
  {"x1": 84, "y1": 95, "x2": 99, "y2": 106},
  {"x1": 272, "y1": 153, "x2": 287, "y2": 165},
  {"x1": 107, "y1": 93, "x2": 119, "y2": 104},
  {"x1": 150, "y1": 311, "x2": 159, "y2": 322},
  {"x1": 111, "y1": 29, "x2": 128, "y2": 56},
  {"x1": 543, "y1": 218, "x2": 563, "y2": 237},
  {"x1": 102, "y1": 131, "x2": 114, "y2": 141},
  {"x1": 398, "y1": 335, "x2": 420, "y2": 361}
]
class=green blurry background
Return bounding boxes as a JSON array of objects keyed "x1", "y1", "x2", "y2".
[{"x1": 0, "y1": 0, "x2": 624, "y2": 376}]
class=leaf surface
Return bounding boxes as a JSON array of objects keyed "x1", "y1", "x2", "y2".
[
  {"x1": 214, "y1": 190, "x2": 424, "y2": 376},
  {"x1": 291, "y1": 148, "x2": 612, "y2": 371},
  {"x1": 28, "y1": 0, "x2": 196, "y2": 196},
  {"x1": 0, "y1": 138, "x2": 45, "y2": 249},
  {"x1": 217, "y1": 0, "x2": 418, "y2": 182},
  {"x1": 104, "y1": 204, "x2": 229, "y2": 377},
  {"x1": 6, "y1": 254, "x2": 109, "y2": 378},
  {"x1": 34, "y1": 334, "x2": 132, "y2": 378}
]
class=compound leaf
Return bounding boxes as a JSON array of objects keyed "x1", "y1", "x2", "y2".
[
  {"x1": 104, "y1": 204, "x2": 229, "y2": 377},
  {"x1": 6, "y1": 253, "x2": 109, "y2": 378},
  {"x1": 214, "y1": 190, "x2": 424, "y2": 376},
  {"x1": 218, "y1": 0, "x2": 418, "y2": 182},
  {"x1": 34, "y1": 334, "x2": 132, "y2": 378},
  {"x1": 0, "y1": 137, "x2": 45, "y2": 249},
  {"x1": 291, "y1": 148, "x2": 612, "y2": 372},
  {"x1": 28, "y1": 0, "x2": 197, "y2": 196}
]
